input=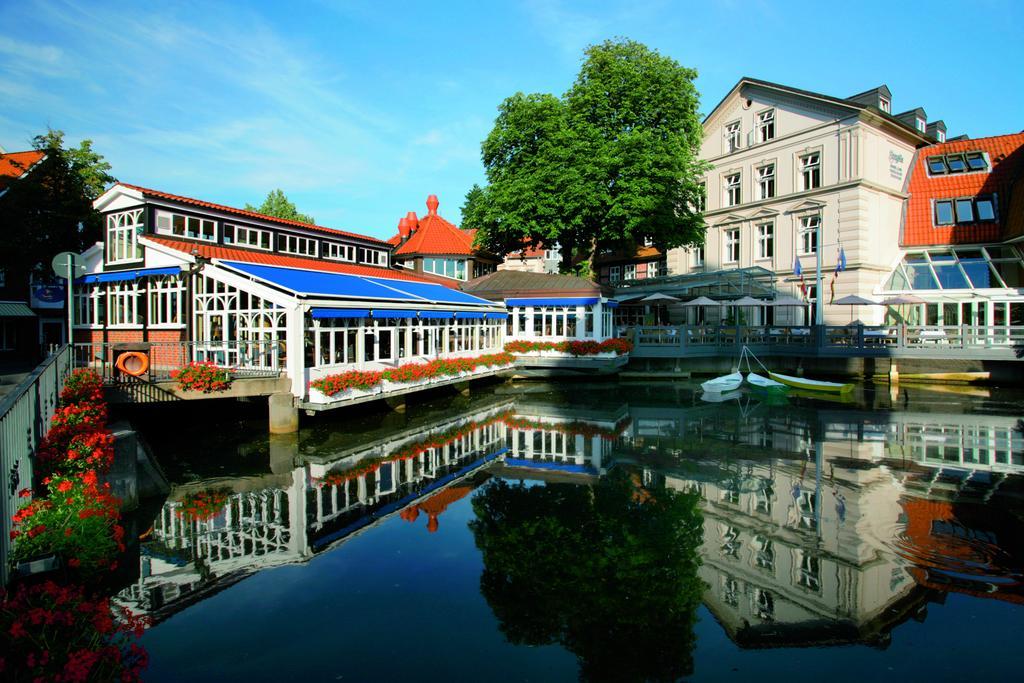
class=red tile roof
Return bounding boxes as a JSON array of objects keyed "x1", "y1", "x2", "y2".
[
  {"x1": 0, "y1": 150, "x2": 46, "y2": 191},
  {"x1": 118, "y1": 183, "x2": 388, "y2": 245},
  {"x1": 145, "y1": 236, "x2": 458, "y2": 287},
  {"x1": 388, "y1": 197, "x2": 477, "y2": 256},
  {"x1": 903, "y1": 132, "x2": 1024, "y2": 247}
]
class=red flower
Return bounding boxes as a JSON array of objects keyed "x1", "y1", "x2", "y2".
[{"x1": 57, "y1": 480, "x2": 73, "y2": 493}]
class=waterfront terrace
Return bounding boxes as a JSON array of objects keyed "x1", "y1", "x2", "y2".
[{"x1": 73, "y1": 184, "x2": 509, "y2": 429}]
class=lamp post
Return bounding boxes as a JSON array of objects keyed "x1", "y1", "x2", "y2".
[
  {"x1": 815, "y1": 220, "x2": 823, "y2": 326},
  {"x1": 51, "y1": 252, "x2": 85, "y2": 348}
]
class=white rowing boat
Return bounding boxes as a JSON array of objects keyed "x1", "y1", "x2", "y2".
[
  {"x1": 768, "y1": 372, "x2": 855, "y2": 394},
  {"x1": 699, "y1": 388, "x2": 743, "y2": 403},
  {"x1": 701, "y1": 372, "x2": 743, "y2": 393},
  {"x1": 745, "y1": 372, "x2": 787, "y2": 392}
]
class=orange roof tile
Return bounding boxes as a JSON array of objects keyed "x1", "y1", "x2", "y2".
[
  {"x1": 388, "y1": 196, "x2": 478, "y2": 256},
  {"x1": 145, "y1": 236, "x2": 458, "y2": 287},
  {"x1": 0, "y1": 150, "x2": 46, "y2": 191},
  {"x1": 903, "y1": 132, "x2": 1024, "y2": 247},
  {"x1": 118, "y1": 183, "x2": 388, "y2": 245}
]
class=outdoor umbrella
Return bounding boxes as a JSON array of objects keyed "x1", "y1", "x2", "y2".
[
  {"x1": 640, "y1": 293, "x2": 680, "y2": 303},
  {"x1": 881, "y1": 294, "x2": 925, "y2": 325},
  {"x1": 681, "y1": 296, "x2": 718, "y2": 306},
  {"x1": 834, "y1": 294, "x2": 882, "y2": 323},
  {"x1": 766, "y1": 295, "x2": 805, "y2": 307},
  {"x1": 730, "y1": 296, "x2": 764, "y2": 326}
]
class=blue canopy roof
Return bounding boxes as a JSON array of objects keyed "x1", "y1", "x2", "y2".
[
  {"x1": 372, "y1": 309, "x2": 417, "y2": 319},
  {"x1": 220, "y1": 261, "x2": 497, "y2": 308},
  {"x1": 484, "y1": 312, "x2": 509, "y2": 320},
  {"x1": 76, "y1": 267, "x2": 180, "y2": 284},
  {"x1": 311, "y1": 308, "x2": 369, "y2": 319},
  {"x1": 455, "y1": 311, "x2": 486, "y2": 319},
  {"x1": 506, "y1": 297, "x2": 600, "y2": 307}
]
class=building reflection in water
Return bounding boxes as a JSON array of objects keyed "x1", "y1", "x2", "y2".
[{"x1": 115, "y1": 386, "x2": 1024, "y2": 654}]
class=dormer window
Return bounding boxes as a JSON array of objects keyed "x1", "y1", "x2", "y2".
[
  {"x1": 916, "y1": 118, "x2": 926, "y2": 132},
  {"x1": 927, "y1": 157, "x2": 948, "y2": 175},
  {"x1": 879, "y1": 96, "x2": 891, "y2": 113},
  {"x1": 928, "y1": 151, "x2": 988, "y2": 176},
  {"x1": 937, "y1": 130, "x2": 946, "y2": 142}
]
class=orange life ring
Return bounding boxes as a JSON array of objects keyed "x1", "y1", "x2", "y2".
[{"x1": 115, "y1": 351, "x2": 149, "y2": 377}]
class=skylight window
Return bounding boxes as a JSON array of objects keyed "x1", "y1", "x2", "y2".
[
  {"x1": 955, "y1": 198, "x2": 974, "y2": 223},
  {"x1": 927, "y1": 157, "x2": 947, "y2": 174},
  {"x1": 934, "y1": 200, "x2": 954, "y2": 225},
  {"x1": 966, "y1": 152, "x2": 988, "y2": 171},
  {"x1": 975, "y1": 196, "x2": 996, "y2": 221},
  {"x1": 945, "y1": 154, "x2": 967, "y2": 173}
]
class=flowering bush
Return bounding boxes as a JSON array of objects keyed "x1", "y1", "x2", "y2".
[
  {"x1": 60, "y1": 369, "x2": 104, "y2": 406},
  {"x1": 63, "y1": 430, "x2": 116, "y2": 474},
  {"x1": 504, "y1": 339, "x2": 633, "y2": 356},
  {"x1": 0, "y1": 580, "x2": 149, "y2": 682},
  {"x1": 10, "y1": 471, "x2": 124, "y2": 576},
  {"x1": 175, "y1": 488, "x2": 231, "y2": 522},
  {"x1": 310, "y1": 353, "x2": 514, "y2": 397},
  {"x1": 171, "y1": 361, "x2": 232, "y2": 392}
]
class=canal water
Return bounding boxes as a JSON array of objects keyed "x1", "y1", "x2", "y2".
[{"x1": 117, "y1": 379, "x2": 1024, "y2": 682}]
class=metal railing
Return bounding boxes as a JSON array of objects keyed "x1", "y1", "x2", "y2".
[
  {"x1": 630, "y1": 324, "x2": 1024, "y2": 359},
  {"x1": 72, "y1": 340, "x2": 284, "y2": 383},
  {"x1": 1, "y1": 344, "x2": 73, "y2": 585}
]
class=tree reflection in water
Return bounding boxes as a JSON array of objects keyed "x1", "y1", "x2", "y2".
[{"x1": 470, "y1": 469, "x2": 704, "y2": 682}]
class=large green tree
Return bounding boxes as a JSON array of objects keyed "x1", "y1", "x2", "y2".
[
  {"x1": 0, "y1": 129, "x2": 114, "y2": 296},
  {"x1": 465, "y1": 39, "x2": 707, "y2": 273},
  {"x1": 245, "y1": 188, "x2": 314, "y2": 224},
  {"x1": 470, "y1": 469, "x2": 705, "y2": 682}
]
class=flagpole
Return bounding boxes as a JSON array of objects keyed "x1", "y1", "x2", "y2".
[{"x1": 815, "y1": 221, "x2": 823, "y2": 325}]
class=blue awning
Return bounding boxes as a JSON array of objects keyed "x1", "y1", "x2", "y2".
[
  {"x1": 311, "y1": 308, "x2": 370, "y2": 319},
  {"x1": 484, "y1": 312, "x2": 509, "y2": 320},
  {"x1": 372, "y1": 309, "x2": 417, "y2": 319},
  {"x1": 219, "y1": 261, "x2": 497, "y2": 308},
  {"x1": 455, "y1": 311, "x2": 486, "y2": 319},
  {"x1": 76, "y1": 266, "x2": 181, "y2": 284},
  {"x1": 503, "y1": 458, "x2": 595, "y2": 474},
  {"x1": 506, "y1": 297, "x2": 599, "y2": 307},
  {"x1": 606, "y1": 300, "x2": 619, "y2": 309},
  {"x1": 419, "y1": 311, "x2": 455, "y2": 319}
]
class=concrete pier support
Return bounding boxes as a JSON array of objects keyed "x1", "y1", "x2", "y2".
[
  {"x1": 888, "y1": 359, "x2": 899, "y2": 384},
  {"x1": 269, "y1": 432, "x2": 299, "y2": 474},
  {"x1": 269, "y1": 392, "x2": 299, "y2": 434}
]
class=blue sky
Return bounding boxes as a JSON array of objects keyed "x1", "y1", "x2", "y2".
[{"x1": 2, "y1": 0, "x2": 1022, "y2": 239}]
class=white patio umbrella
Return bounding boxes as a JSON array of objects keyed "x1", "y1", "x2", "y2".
[
  {"x1": 640, "y1": 293, "x2": 680, "y2": 303},
  {"x1": 766, "y1": 295, "x2": 805, "y2": 307},
  {"x1": 881, "y1": 294, "x2": 925, "y2": 324},
  {"x1": 733, "y1": 296, "x2": 764, "y2": 306},
  {"x1": 681, "y1": 296, "x2": 719, "y2": 306}
]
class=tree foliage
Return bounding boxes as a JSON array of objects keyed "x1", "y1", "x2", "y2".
[
  {"x1": 465, "y1": 39, "x2": 708, "y2": 273},
  {"x1": 470, "y1": 469, "x2": 705, "y2": 682},
  {"x1": 0, "y1": 129, "x2": 115, "y2": 294},
  {"x1": 244, "y1": 188, "x2": 314, "y2": 224}
]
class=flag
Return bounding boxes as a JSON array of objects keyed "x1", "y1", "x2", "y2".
[
  {"x1": 829, "y1": 246, "x2": 847, "y2": 304},
  {"x1": 794, "y1": 257, "x2": 807, "y2": 300}
]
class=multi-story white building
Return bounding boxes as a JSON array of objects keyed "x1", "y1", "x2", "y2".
[{"x1": 667, "y1": 78, "x2": 934, "y2": 324}]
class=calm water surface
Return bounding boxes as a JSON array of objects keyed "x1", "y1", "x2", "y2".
[{"x1": 118, "y1": 380, "x2": 1024, "y2": 682}]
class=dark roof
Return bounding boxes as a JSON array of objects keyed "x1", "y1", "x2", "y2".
[
  {"x1": 461, "y1": 270, "x2": 609, "y2": 300},
  {"x1": 117, "y1": 183, "x2": 388, "y2": 245},
  {"x1": 703, "y1": 77, "x2": 930, "y2": 143}
]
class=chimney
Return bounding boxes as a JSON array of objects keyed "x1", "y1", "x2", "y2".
[
  {"x1": 405, "y1": 210, "x2": 419, "y2": 232},
  {"x1": 426, "y1": 194, "x2": 439, "y2": 216},
  {"x1": 398, "y1": 217, "x2": 411, "y2": 243}
]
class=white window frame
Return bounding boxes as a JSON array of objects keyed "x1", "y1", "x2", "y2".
[
  {"x1": 800, "y1": 153, "x2": 821, "y2": 191},
  {"x1": 357, "y1": 247, "x2": 387, "y2": 266},
  {"x1": 757, "y1": 223, "x2": 774, "y2": 260},
  {"x1": 695, "y1": 181, "x2": 706, "y2": 212},
  {"x1": 916, "y1": 118, "x2": 926, "y2": 133},
  {"x1": 324, "y1": 242, "x2": 356, "y2": 262},
  {"x1": 725, "y1": 121, "x2": 741, "y2": 153},
  {"x1": 147, "y1": 276, "x2": 185, "y2": 327},
  {"x1": 278, "y1": 233, "x2": 319, "y2": 257},
  {"x1": 624, "y1": 263, "x2": 636, "y2": 280},
  {"x1": 799, "y1": 215, "x2": 820, "y2": 255},
  {"x1": 423, "y1": 257, "x2": 467, "y2": 281},
  {"x1": 724, "y1": 229, "x2": 740, "y2": 264},
  {"x1": 725, "y1": 173, "x2": 741, "y2": 207},
  {"x1": 106, "y1": 209, "x2": 145, "y2": 264},
  {"x1": 609, "y1": 265, "x2": 621, "y2": 283},
  {"x1": 106, "y1": 281, "x2": 141, "y2": 327},
  {"x1": 155, "y1": 210, "x2": 217, "y2": 243},
  {"x1": 879, "y1": 96, "x2": 891, "y2": 113},
  {"x1": 223, "y1": 223, "x2": 272, "y2": 250},
  {"x1": 757, "y1": 109, "x2": 775, "y2": 143},
  {"x1": 693, "y1": 246, "x2": 704, "y2": 267},
  {"x1": 73, "y1": 286, "x2": 105, "y2": 328},
  {"x1": 757, "y1": 164, "x2": 775, "y2": 200}
]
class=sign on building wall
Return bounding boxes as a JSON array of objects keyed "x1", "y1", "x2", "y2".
[
  {"x1": 889, "y1": 151, "x2": 905, "y2": 181},
  {"x1": 30, "y1": 276, "x2": 65, "y2": 309}
]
